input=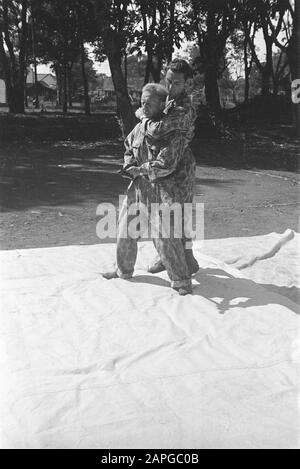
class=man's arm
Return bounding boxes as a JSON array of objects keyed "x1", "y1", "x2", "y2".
[
  {"x1": 144, "y1": 135, "x2": 184, "y2": 181},
  {"x1": 143, "y1": 96, "x2": 196, "y2": 140},
  {"x1": 126, "y1": 134, "x2": 182, "y2": 182},
  {"x1": 123, "y1": 128, "x2": 138, "y2": 169},
  {"x1": 126, "y1": 95, "x2": 198, "y2": 180}
]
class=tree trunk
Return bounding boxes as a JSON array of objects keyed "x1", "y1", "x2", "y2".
[
  {"x1": 244, "y1": 73, "x2": 250, "y2": 102},
  {"x1": 31, "y1": 13, "x2": 39, "y2": 108},
  {"x1": 67, "y1": 65, "x2": 73, "y2": 108},
  {"x1": 150, "y1": 52, "x2": 163, "y2": 83},
  {"x1": 151, "y1": 61, "x2": 161, "y2": 83},
  {"x1": 104, "y1": 35, "x2": 136, "y2": 136},
  {"x1": 262, "y1": 51, "x2": 273, "y2": 96},
  {"x1": 17, "y1": 0, "x2": 27, "y2": 113},
  {"x1": 144, "y1": 52, "x2": 152, "y2": 85},
  {"x1": 108, "y1": 54, "x2": 137, "y2": 136},
  {"x1": 204, "y1": 65, "x2": 221, "y2": 116},
  {"x1": 243, "y1": 34, "x2": 250, "y2": 103},
  {"x1": 93, "y1": 0, "x2": 136, "y2": 135},
  {"x1": 24, "y1": 71, "x2": 28, "y2": 108},
  {"x1": 261, "y1": 69, "x2": 271, "y2": 96},
  {"x1": 124, "y1": 52, "x2": 128, "y2": 88},
  {"x1": 166, "y1": 0, "x2": 175, "y2": 63},
  {"x1": 260, "y1": 26, "x2": 273, "y2": 96},
  {"x1": 8, "y1": 82, "x2": 25, "y2": 113},
  {"x1": 3, "y1": 67, "x2": 26, "y2": 114},
  {"x1": 0, "y1": 34, "x2": 12, "y2": 104},
  {"x1": 62, "y1": 62, "x2": 68, "y2": 114},
  {"x1": 76, "y1": 0, "x2": 90, "y2": 116},
  {"x1": 54, "y1": 65, "x2": 62, "y2": 107},
  {"x1": 287, "y1": 37, "x2": 297, "y2": 80},
  {"x1": 1, "y1": 0, "x2": 28, "y2": 114},
  {"x1": 33, "y1": 58, "x2": 39, "y2": 108},
  {"x1": 273, "y1": 79, "x2": 279, "y2": 96},
  {"x1": 80, "y1": 41, "x2": 90, "y2": 115}
]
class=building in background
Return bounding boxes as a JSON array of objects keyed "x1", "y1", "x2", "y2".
[
  {"x1": 101, "y1": 75, "x2": 115, "y2": 99},
  {"x1": 26, "y1": 72, "x2": 57, "y2": 102},
  {"x1": 91, "y1": 70, "x2": 143, "y2": 109}
]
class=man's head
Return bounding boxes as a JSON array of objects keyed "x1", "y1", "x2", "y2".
[
  {"x1": 165, "y1": 59, "x2": 194, "y2": 99},
  {"x1": 141, "y1": 83, "x2": 168, "y2": 118}
]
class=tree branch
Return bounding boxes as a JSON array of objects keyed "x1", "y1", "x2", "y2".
[{"x1": 244, "y1": 19, "x2": 263, "y2": 72}]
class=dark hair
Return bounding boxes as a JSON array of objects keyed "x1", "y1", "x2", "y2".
[{"x1": 167, "y1": 58, "x2": 193, "y2": 80}]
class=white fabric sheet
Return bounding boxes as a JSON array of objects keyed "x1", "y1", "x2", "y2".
[{"x1": 0, "y1": 231, "x2": 299, "y2": 449}]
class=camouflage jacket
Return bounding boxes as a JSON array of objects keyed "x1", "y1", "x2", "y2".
[{"x1": 123, "y1": 93, "x2": 198, "y2": 182}]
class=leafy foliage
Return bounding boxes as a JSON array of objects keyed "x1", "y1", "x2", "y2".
[{"x1": 0, "y1": 0, "x2": 298, "y2": 132}]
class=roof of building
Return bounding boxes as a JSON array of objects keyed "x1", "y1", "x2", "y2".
[
  {"x1": 26, "y1": 73, "x2": 56, "y2": 86},
  {"x1": 26, "y1": 81, "x2": 53, "y2": 90}
]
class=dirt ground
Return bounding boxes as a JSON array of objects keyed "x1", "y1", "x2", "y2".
[{"x1": 0, "y1": 114, "x2": 299, "y2": 250}]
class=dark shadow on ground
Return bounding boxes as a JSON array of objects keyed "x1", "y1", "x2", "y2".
[
  {"x1": 0, "y1": 140, "x2": 249, "y2": 212},
  {"x1": 129, "y1": 275, "x2": 170, "y2": 288},
  {"x1": 191, "y1": 134, "x2": 299, "y2": 173},
  {"x1": 1, "y1": 132, "x2": 298, "y2": 212},
  {"x1": 193, "y1": 267, "x2": 299, "y2": 315},
  {"x1": 195, "y1": 177, "x2": 243, "y2": 187},
  {"x1": 259, "y1": 283, "x2": 300, "y2": 306},
  {"x1": 121, "y1": 268, "x2": 299, "y2": 314},
  {"x1": 0, "y1": 141, "x2": 128, "y2": 211}
]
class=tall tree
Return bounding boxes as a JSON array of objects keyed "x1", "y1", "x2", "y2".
[
  {"x1": 238, "y1": 4, "x2": 259, "y2": 102},
  {"x1": 134, "y1": 0, "x2": 183, "y2": 84},
  {"x1": 189, "y1": 0, "x2": 240, "y2": 115},
  {"x1": 272, "y1": 49, "x2": 290, "y2": 95},
  {"x1": 31, "y1": 0, "x2": 97, "y2": 114},
  {"x1": 242, "y1": 0, "x2": 290, "y2": 96},
  {"x1": 0, "y1": 0, "x2": 28, "y2": 113},
  {"x1": 31, "y1": 0, "x2": 81, "y2": 113},
  {"x1": 69, "y1": 56, "x2": 99, "y2": 97},
  {"x1": 92, "y1": 0, "x2": 137, "y2": 136},
  {"x1": 266, "y1": 0, "x2": 296, "y2": 79},
  {"x1": 73, "y1": 0, "x2": 98, "y2": 114}
]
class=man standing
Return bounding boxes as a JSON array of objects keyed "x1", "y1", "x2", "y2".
[{"x1": 142, "y1": 59, "x2": 200, "y2": 276}]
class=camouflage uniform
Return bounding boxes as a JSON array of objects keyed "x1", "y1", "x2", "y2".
[
  {"x1": 115, "y1": 93, "x2": 198, "y2": 289},
  {"x1": 141, "y1": 93, "x2": 197, "y2": 248}
]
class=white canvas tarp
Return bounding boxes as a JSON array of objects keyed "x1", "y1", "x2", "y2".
[{"x1": 0, "y1": 231, "x2": 299, "y2": 449}]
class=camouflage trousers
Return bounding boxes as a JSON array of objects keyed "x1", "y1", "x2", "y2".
[
  {"x1": 151, "y1": 147, "x2": 196, "y2": 249},
  {"x1": 116, "y1": 176, "x2": 192, "y2": 289}
]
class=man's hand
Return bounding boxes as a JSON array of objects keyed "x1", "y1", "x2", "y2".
[
  {"x1": 117, "y1": 167, "x2": 132, "y2": 179},
  {"x1": 163, "y1": 99, "x2": 176, "y2": 115},
  {"x1": 126, "y1": 166, "x2": 142, "y2": 179},
  {"x1": 135, "y1": 107, "x2": 146, "y2": 120},
  {"x1": 126, "y1": 164, "x2": 149, "y2": 179}
]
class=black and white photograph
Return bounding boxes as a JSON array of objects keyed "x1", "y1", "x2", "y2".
[{"x1": 0, "y1": 0, "x2": 299, "y2": 451}]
